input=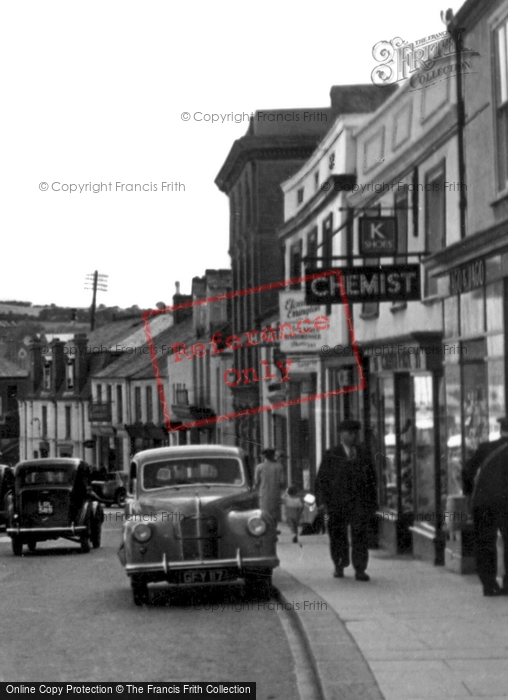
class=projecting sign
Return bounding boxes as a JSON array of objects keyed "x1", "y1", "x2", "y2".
[
  {"x1": 359, "y1": 217, "x2": 397, "y2": 256},
  {"x1": 305, "y1": 265, "x2": 421, "y2": 304}
]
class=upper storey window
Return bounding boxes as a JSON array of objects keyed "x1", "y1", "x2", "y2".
[
  {"x1": 495, "y1": 19, "x2": 508, "y2": 190},
  {"x1": 297, "y1": 188, "x2": 304, "y2": 205}
]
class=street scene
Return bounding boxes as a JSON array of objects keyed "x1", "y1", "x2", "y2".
[{"x1": 2, "y1": 0, "x2": 508, "y2": 697}]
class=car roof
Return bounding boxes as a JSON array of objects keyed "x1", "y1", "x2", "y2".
[
  {"x1": 133, "y1": 445, "x2": 245, "y2": 464},
  {"x1": 14, "y1": 458, "x2": 85, "y2": 473}
]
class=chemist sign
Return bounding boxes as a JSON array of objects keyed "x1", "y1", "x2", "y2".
[
  {"x1": 359, "y1": 217, "x2": 397, "y2": 256},
  {"x1": 306, "y1": 265, "x2": 421, "y2": 304}
]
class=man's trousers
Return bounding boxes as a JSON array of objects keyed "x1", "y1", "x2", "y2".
[
  {"x1": 327, "y1": 510, "x2": 369, "y2": 572},
  {"x1": 473, "y1": 505, "x2": 508, "y2": 590}
]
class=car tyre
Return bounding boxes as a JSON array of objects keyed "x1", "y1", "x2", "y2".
[
  {"x1": 11, "y1": 535, "x2": 23, "y2": 556},
  {"x1": 244, "y1": 569, "x2": 273, "y2": 600},
  {"x1": 116, "y1": 488, "x2": 127, "y2": 508},
  {"x1": 80, "y1": 533, "x2": 91, "y2": 553},
  {"x1": 90, "y1": 505, "x2": 103, "y2": 549},
  {"x1": 131, "y1": 576, "x2": 149, "y2": 606}
]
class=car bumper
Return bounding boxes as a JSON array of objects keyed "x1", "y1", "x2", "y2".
[
  {"x1": 7, "y1": 525, "x2": 88, "y2": 535},
  {"x1": 125, "y1": 548, "x2": 279, "y2": 576}
]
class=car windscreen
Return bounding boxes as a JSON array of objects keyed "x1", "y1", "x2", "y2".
[
  {"x1": 19, "y1": 468, "x2": 74, "y2": 486},
  {"x1": 142, "y1": 458, "x2": 244, "y2": 491}
]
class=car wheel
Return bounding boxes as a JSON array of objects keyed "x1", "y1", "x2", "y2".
[
  {"x1": 11, "y1": 535, "x2": 23, "y2": 556},
  {"x1": 90, "y1": 506, "x2": 103, "y2": 549},
  {"x1": 116, "y1": 489, "x2": 127, "y2": 508},
  {"x1": 27, "y1": 539, "x2": 37, "y2": 553},
  {"x1": 131, "y1": 576, "x2": 149, "y2": 606},
  {"x1": 244, "y1": 569, "x2": 273, "y2": 599},
  {"x1": 80, "y1": 534, "x2": 91, "y2": 553}
]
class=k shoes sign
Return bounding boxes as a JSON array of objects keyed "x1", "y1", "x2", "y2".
[{"x1": 359, "y1": 217, "x2": 397, "y2": 256}]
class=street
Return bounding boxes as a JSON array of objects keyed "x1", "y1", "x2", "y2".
[{"x1": 0, "y1": 510, "x2": 300, "y2": 698}]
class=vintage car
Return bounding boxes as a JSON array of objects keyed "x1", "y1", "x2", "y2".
[
  {"x1": 119, "y1": 445, "x2": 279, "y2": 605},
  {"x1": 0, "y1": 464, "x2": 14, "y2": 530},
  {"x1": 7, "y1": 458, "x2": 104, "y2": 555},
  {"x1": 91, "y1": 471, "x2": 128, "y2": 507}
]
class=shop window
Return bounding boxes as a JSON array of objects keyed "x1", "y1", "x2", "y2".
[
  {"x1": 444, "y1": 296, "x2": 459, "y2": 337},
  {"x1": 413, "y1": 374, "x2": 435, "y2": 519},
  {"x1": 460, "y1": 288, "x2": 485, "y2": 336},
  {"x1": 424, "y1": 163, "x2": 446, "y2": 296},
  {"x1": 289, "y1": 239, "x2": 303, "y2": 289},
  {"x1": 495, "y1": 18, "x2": 508, "y2": 190},
  {"x1": 486, "y1": 280, "x2": 503, "y2": 332}
]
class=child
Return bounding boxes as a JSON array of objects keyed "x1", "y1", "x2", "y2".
[{"x1": 283, "y1": 486, "x2": 304, "y2": 543}]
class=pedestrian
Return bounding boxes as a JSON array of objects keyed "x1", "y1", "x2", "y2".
[
  {"x1": 254, "y1": 448, "x2": 284, "y2": 526},
  {"x1": 462, "y1": 417, "x2": 508, "y2": 597},
  {"x1": 283, "y1": 485, "x2": 304, "y2": 543},
  {"x1": 315, "y1": 419, "x2": 377, "y2": 581}
]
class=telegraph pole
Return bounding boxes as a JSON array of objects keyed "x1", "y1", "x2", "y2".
[{"x1": 84, "y1": 271, "x2": 108, "y2": 331}]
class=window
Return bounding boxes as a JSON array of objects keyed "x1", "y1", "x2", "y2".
[
  {"x1": 495, "y1": 19, "x2": 508, "y2": 190},
  {"x1": 66, "y1": 360, "x2": 75, "y2": 390},
  {"x1": 146, "y1": 386, "x2": 153, "y2": 423},
  {"x1": 425, "y1": 162, "x2": 446, "y2": 296},
  {"x1": 306, "y1": 228, "x2": 318, "y2": 270},
  {"x1": 135, "y1": 387, "x2": 142, "y2": 422},
  {"x1": 107, "y1": 385, "x2": 112, "y2": 411},
  {"x1": 96, "y1": 384, "x2": 102, "y2": 403},
  {"x1": 42, "y1": 406, "x2": 48, "y2": 437},
  {"x1": 297, "y1": 188, "x2": 304, "y2": 205},
  {"x1": 65, "y1": 406, "x2": 71, "y2": 439},
  {"x1": 322, "y1": 214, "x2": 333, "y2": 267},
  {"x1": 314, "y1": 171, "x2": 319, "y2": 191},
  {"x1": 289, "y1": 239, "x2": 303, "y2": 289},
  {"x1": 392, "y1": 189, "x2": 409, "y2": 310},
  {"x1": 116, "y1": 385, "x2": 123, "y2": 424},
  {"x1": 43, "y1": 359, "x2": 52, "y2": 391}
]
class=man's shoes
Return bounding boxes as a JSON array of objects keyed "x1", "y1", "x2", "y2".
[
  {"x1": 333, "y1": 567, "x2": 344, "y2": 578},
  {"x1": 483, "y1": 584, "x2": 502, "y2": 597},
  {"x1": 292, "y1": 535, "x2": 298, "y2": 544},
  {"x1": 355, "y1": 571, "x2": 370, "y2": 582}
]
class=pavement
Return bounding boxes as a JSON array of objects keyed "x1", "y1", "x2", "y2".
[{"x1": 273, "y1": 526, "x2": 508, "y2": 700}]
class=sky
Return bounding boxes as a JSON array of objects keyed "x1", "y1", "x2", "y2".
[{"x1": 0, "y1": 0, "x2": 464, "y2": 310}]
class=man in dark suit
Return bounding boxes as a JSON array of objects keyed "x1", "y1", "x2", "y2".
[
  {"x1": 315, "y1": 419, "x2": 377, "y2": 581},
  {"x1": 462, "y1": 417, "x2": 508, "y2": 596}
]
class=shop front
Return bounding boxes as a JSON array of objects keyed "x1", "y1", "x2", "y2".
[{"x1": 365, "y1": 334, "x2": 446, "y2": 564}]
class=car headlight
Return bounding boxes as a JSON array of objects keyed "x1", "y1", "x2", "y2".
[
  {"x1": 133, "y1": 523, "x2": 152, "y2": 543},
  {"x1": 247, "y1": 515, "x2": 266, "y2": 536}
]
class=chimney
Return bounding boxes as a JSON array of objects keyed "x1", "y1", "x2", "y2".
[
  {"x1": 175, "y1": 281, "x2": 181, "y2": 295},
  {"x1": 29, "y1": 339, "x2": 43, "y2": 393},
  {"x1": 73, "y1": 334, "x2": 89, "y2": 393},
  {"x1": 172, "y1": 283, "x2": 192, "y2": 325}
]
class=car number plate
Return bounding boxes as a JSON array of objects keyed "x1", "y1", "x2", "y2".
[
  {"x1": 38, "y1": 501, "x2": 53, "y2": 515},
  {"x1": 181, "y1": 569, "x2": 225, "y2": 584}
]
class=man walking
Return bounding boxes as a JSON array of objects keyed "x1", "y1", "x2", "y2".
[
  {"x1": 462, "y1": 417, "x2": 508, "y2": 596},
  {"x1": 316, "y1": 419, "x2": 377, "y2": 581},
  {"x1": 254, "y1": 448, "x2": 284, "y2": 526}
]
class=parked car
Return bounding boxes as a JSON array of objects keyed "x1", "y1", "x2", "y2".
[
  {"x1": 0, "y1": 464, "x2": 14, "y2": 530},
  {"x1": 118, "y1": 445, "x2": 279, "y2": 605},
  {"x1": 91, "y1": 471, "x2": 128, "y2": 507},
  {"x1": 7, "y1": 458, "x2": 104, "y2": 555}
]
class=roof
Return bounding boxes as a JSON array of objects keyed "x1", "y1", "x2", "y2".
[
  {"x1": 14, "y1": 458, "x2": 83, "y2": 471},
  {"x1": 329, "y1": 84, "x2": 398, "y2": 114},
  {"x1": 92, "y1": 316, "x2": 194, "y2": 381},
  {"x1": 133, "y1": 444, "x2": 244, "y2": 463},
  {"x1": 0, "y1": 356, "x2": 28, "y2": 378}
]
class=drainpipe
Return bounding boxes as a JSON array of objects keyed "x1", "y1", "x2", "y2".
[{"x1": 451, "y1": 23, "x2": 467, "y2": 239}]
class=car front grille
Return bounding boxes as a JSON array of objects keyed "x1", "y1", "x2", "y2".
[{"x1": 179, "y1": 514, "x2": 219, "y2": 560}]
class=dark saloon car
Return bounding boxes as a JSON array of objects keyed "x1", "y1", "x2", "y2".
[
  {"x1": 118, "y1": 445, "x2": 279, "y2": 605},
  {"x1": 7, "y1": 458, "x2": 104, "y2": 555},
  {"x1": 91, "y1": 471, "x2": 128, "y2": 507}
]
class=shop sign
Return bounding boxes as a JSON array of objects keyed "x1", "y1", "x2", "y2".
[
  {"x1": 359, "y1": 217, "x2": 397, "y2": 256},
  {"x1": 278, "y1": 290, "x2": 333, "y2": 353},
  {"x1": 287, "y1": 357, "x2": 320, "y2": 374},
  {"x1": 449, "y1": 259, "x2": 485, "y2": 295},
  {"x1": 88, "y1": 402, "x2": 111, "y2": 423},
  {"x1": 306, "y1": 265, "x2": 421, "y2": 304},
  {"x1": 371, "y1": 349, "x2": 425, "y2": 372}
]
